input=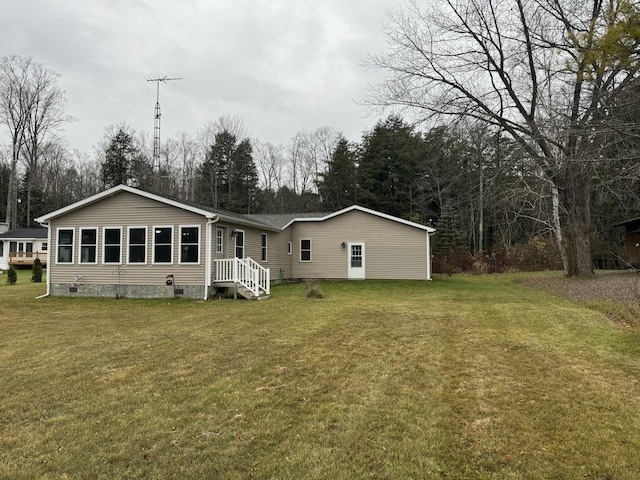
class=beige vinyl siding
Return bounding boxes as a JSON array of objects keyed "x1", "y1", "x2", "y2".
[
  {"x1": 290, "y1": 210, "x2": 429, "y2": 280},
  {"x1": 266, "y1": 230, "x2": 293, "y2": 280},
  {"x1": 49, "y1": 191, "x2": 207, "y2": 286}
]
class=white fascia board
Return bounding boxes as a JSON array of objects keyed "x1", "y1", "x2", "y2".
[
  {"x1": 35, "y1": 185, "x2": 217, "y2": 223},
  {"x1": 280, "y1": 205, "x2": 436, "y2": 233}
]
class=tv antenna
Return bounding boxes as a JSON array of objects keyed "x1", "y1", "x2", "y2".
[{"x1": 146, "y1": 76, "x2": 182, "y2": 173}]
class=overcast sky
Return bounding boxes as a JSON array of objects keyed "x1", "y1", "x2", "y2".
[{"x1": 1, "y1": 0, "x2": 400, "y2": 154}]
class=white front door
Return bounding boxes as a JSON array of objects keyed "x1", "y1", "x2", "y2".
[{"x1": 347, "y1": 242, "x2": 365, "y2": 279}]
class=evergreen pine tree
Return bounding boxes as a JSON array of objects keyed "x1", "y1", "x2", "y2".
[
  {"x1": 6, "y1": 265, "x2": 17, "y2": 285},
  {"x1": 32, "y1": 257, "x2": 43, "y2": 282}
]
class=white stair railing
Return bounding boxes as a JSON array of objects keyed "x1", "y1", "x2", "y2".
[{"x1": 214, "y1": 257, "x2": 270, "y2": 297}]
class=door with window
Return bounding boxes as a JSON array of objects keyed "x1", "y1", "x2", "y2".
[
  {"x1": 234, "y1": 230, "x2": 244, "y2": 259},
  {"x1": 347, "y1": 242, "x2": 365, "y2": 279}
]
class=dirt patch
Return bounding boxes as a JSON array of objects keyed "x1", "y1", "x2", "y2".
[{"x1": 522, "y1": 271, "x2": 640, "y2": 304}]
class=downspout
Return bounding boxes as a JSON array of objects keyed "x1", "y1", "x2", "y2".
[
  {"x1": 36, "y1": 221, "x2": 51, "y2": 298},
  {"x1": 426, "y1": 231, "x2": 435, "y2": 281},
  {"x1": 204, "y1": 215, "x2": 219, "y2": 300}
]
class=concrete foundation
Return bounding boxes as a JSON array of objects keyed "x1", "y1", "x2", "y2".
[{"x1": 50, "y1": 283, "x2": 207, "y2": 299}]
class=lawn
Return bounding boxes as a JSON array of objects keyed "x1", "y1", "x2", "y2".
[{"x1": 2, "y1": 270, "x2": 640, "y2": 479}]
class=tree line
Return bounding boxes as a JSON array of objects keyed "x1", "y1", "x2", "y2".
[{"x1": 2, "y1": 0, "x2": 640, "y2": 277}]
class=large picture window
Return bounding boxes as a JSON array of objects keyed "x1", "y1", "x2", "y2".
[
  {"x1": 180, "y1": 226, "x2": 199, "y2": 263},
  {"x1": 103, "y1": 227, "x2": 122, "y2": 264},
  {"x1": 153, "y1": 226, "x2": 173, "y2": 264},
  {"x1": 300, "y1": 239, "x2": 312, "y2": 262},
  {"x1": 80, "y1": 228, "x2": 98, "y2": 263},
  {"x1": 57, "y1": 229, "x2": 74, "y2": 264},
  {"x1": 128, "y1": 227, "x2": 147, "y2": 264}
]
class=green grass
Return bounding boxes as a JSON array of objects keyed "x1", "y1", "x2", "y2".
[{"x1": 2, "y1": 270, "x2": 640, "y2": 478}]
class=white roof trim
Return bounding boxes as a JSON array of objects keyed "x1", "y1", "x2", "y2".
[
  {"x1": 35, "y1": 185, "x2": 217, "y2": 223},
  {"x1": 281, "y1": 205, "x2": 436, "y2": 232}
]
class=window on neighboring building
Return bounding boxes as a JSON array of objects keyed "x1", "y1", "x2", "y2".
[
  {"x1": 153, "y1": 226, "x2": 173, "y2": 264},
  {"x1": 26, "y1": 242, "x2": 33, "y2": 253},
  {"x1": 80, "y1": 228, "x2": 97, "y2": 263},
  {"x1": 128, "y1": 227, "x2": 147, "y2": 264},
  {"x1": 216, "y1": 228, "x2": 224, "y2": 254},
  {"x1": 261, "y1": 234, "x2": 268, "y2": 262},
  {"x1": 287, "y1": 242, "x2": 292, "y2": 255},
  {"x1": 300, "y1": 239, "x2": 312, "y2": 262},
  {"x1": 57, "y1": 229, "x2": 74, "y2": 264},
  {"x1": 180, "y1": 226, "x2": 199, "y2": 263},
  {"x1": 0, "y1": 241, "x2": 3, "y2": 257},
  {"x1": 42, "y1": 242, "x2": 48, "y2": 251},
  {"x1": 9, "y1": 241, "x2": 17, "y2": 253},
  {"x1": 103, "y1": 228, "x2": 122, "y2": 264}
]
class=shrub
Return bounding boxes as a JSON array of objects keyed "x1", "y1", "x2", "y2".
[
  {"x1": 304, "y1": 279, "x2": 325, "y2": 299},
  {"x1": 32, "y1": 258, "x2": 43, "y2": 283},
  {"x1": 507, "y1": 236, "x2": 563, "y2": 271},
  {"x1": 6, "y1": 265, "x2": 17, "y2": 285}
]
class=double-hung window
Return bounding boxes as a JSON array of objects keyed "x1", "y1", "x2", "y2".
[
  {"x1": 180, "y1": 226, "x2": 199, "y2": 263},
  {"x1": 216, "y1": 228, "x2": 224, "y2": 254},
  {"x1": 300, "y1": 239, "x2": 312, "y2": 262},
  {"x1": 103, "y1": 227, "x2": 122, "y2": 264},
  {"x1": 153, "y1": 226, "x2": 173, "y2": 264},
  {"x1": 80, "y1": 228, "x2": 98, "y2": 263},
  {"x1": 57, "y1": 229, "x2": 74, "y2": 264},
  {"x1": 261, "y1": 234, "x2": 268, "y2": 262},
  {"x1": 128, "y1": 227, "x2": 147, "y2": 264}
]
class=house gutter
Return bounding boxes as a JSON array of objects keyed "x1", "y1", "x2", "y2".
[
  {"x1": 204, "y1": 215, "x2": 219, "y2": 300},
  {"x1": 36, "y1": 221, "x2": 51, "y2": 298}
]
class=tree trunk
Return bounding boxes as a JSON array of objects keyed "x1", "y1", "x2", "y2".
[
  {"x1": 551, "y1": 182, "x2": 570, "y2": 275},
  {"x1": 564, "y1": 166, "x2": 593, "y2": 275}
]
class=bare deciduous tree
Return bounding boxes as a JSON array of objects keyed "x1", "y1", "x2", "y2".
[
  {"x1": 0, "y1": 56, "x2": 69, "y2": 227},
  {"x1": 367, "y1": 0, "x2": 640, "y2": 275}
]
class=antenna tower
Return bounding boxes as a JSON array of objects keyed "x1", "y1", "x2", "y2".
[{"x1": 146, "y1": 76, "x2": 182, "y2": 173}]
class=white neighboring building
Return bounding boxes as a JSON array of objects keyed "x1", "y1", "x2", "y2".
[{"x1": 0, "y1": 223, "x2": 48, "y2": 271}]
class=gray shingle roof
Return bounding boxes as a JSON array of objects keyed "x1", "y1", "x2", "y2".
[
  {"x1": 0, "y1": 228, "x2": 48, "y2": 239},
  {"x1": 244, "y1": 213, "x2": 329, "y2": 229}
]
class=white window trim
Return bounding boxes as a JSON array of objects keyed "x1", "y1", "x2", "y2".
[
  {"x1": 261, "y1": 233, "x2": 268, "y2": 262},
  {"x1": 152, "y1": 225, "x2": 174, "y2": 265},
  {"x1": 55, "y1": 227, "x2": 74, "y2": 265},
  {"x1": 127, "y1": 226, "x2": 148, "y2": 265},
  {"x1": 79, "y1": 228, "x2": 98, "y2": 264},
  {"x1": 216, "y1": 227, "x2": 224, "y2": 254},
  {"x1": 102, "y1": 226, "x2": 122, "y2": 265},
  {"x1": 300, "y1": 238, "x2": 312, "y2": 262},
  {"x1": 179, "y1": 224, "x2": 201, "y2": 265},
  {"x1": 287, "y1": 241, "x2": 292, "y2": 255}
]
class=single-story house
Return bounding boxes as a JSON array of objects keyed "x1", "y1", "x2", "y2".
[
  {"x1": 35, "y1": 185, "x2": 435, "y2": 299},
  {"x1": 615, "y1": 217, "x2": 640, "y2": 267},
  {"x1": 0, "y1": 223, "x2": 48, "y2": 271}
]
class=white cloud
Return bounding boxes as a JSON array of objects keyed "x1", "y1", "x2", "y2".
[{"x1": 0, "y1": 0, "x2": 397, "y2": 152}]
